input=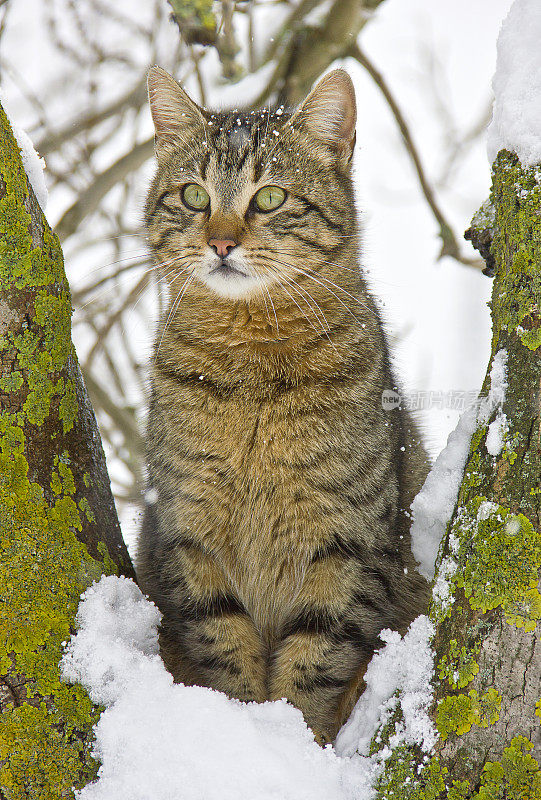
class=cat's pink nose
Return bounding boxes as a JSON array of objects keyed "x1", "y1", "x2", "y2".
[{"x1": 208, "y1": 238, "x2": 237, "y2": 257}]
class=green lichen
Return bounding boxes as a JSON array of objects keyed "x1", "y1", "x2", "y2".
[
  {"x1": 375, "y1": 747, "x2": 447, "y2": 800},
  {"x1": 96, "y1": 540, "x2": 118, "y2": 575},
  {"x1": 0, "y1": 116, "x2": 64, "y2": 290},
  {"x1": 0, "y1": 102, "x2": 77, "y2": 433},
  {"x1": 0, "y1": 703, "x2": 99, "y2": 798},
  {"x1": 447, "y1": 781, "x2": 470, "y2": 800},
  {"x1": 0, "y1": 105, "x2": 116, "y2": 798},
  {"x1": 78, "y1": 495, "x2": 96, "y2": 524},
  {"x1": 490, "y1": 152, "x2": 541, "y2": 351},
  {"x1": 449, "y1": 498, "x2": 541, "y2": 630},
  {"x1": 50, "y1": 455, "x2": 76, "y2": 496},
  {"x1": 438, "y1": 640, "x2": 480, "y2": 690},
  {"x1": 436, "y1": 689, "x2": 502, "y2": 741},
  {"x1": 3, "y1": 296, "x2": 77, "y2": 430},
  {"x1": 472, "y1": 736, "x2": 541, "y2": 799},
  {"x1": 0, "y1": 413, "x2": 114, "y2": 796},
  {"x1": 33, "y1": 291, "x2": 73, "y2": 361},
  {"x1": 59, "y1": 376, "x2": 77, "y2": 432},
  {"x1": 169, "y1": 0, "x2": 216, "y2": 30},
  {"x1": 376, "y1": 737, "x2": 541, "y2": 799},
  {"x1": 0, "y1": 369, "x2": 23, "y2": 391}
]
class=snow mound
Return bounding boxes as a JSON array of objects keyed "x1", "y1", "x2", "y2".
[
  {"x1": 487, "y1": 0, "x2": 541, "y2": 167},
  {"x1": 11, "y1": 121, "x2": 48, "y2": 210},
  {"x1": 335, "y1": 615, "x2": 436, "y2": 760},
  {"x1": 410, "y1": 405, "x2": 478, "y2": 580},
  {"x1": 61, "y1": 575, "x2": 370, "y2": 800},
  {"x1": 410, "y1": 349, "x2": 508, "y2": 580}
]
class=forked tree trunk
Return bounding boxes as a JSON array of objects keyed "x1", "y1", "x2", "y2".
[
  {"x1": 0, "y1": 105, "x2": 135, "y2": 798},
  {"x1": 371, "y1": 151, "x2": 541, "y2": 797}
]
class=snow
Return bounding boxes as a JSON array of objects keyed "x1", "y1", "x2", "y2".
[
  {"x1": 61, "y1": 577, "x2": 441, "y2": 799},
  {"x1": 335, "y1": 615, "x2": 436, "y2": 759},
  {"x1": 410, "y1": 349, "x2": 508, "y2": 580},
  {"x1": 477, "y1": 500, "x2": 498, "y2": 520},
  {"x1": 485, "y1": 411, "x2": 508, "y2": 456},
  {"x1": 431, "y1": 554, "x2": 458, "y2": 613},
  {"x1": 5, "y1": 109, "x2": 48, "y2": 209},
  {"x1": 61, "y1": 575, "x2": 369, "y2": 800},
  {"x1": 477, "y1": 349, "x2": 508, "y2": 425},
  {"x1": 487, "y1": 0, "x2": 541, "y2": 167},
  {"x1": 410, "y1": 405, "x2": 479, "y2": 580}
]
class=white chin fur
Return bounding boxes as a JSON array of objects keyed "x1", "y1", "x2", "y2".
[
  {"x1": 199, "y1": 253, "x2": 265, "y2": 300},
  {"x1": 201, "y1": 271, "x2": 262, "y2": 300}
]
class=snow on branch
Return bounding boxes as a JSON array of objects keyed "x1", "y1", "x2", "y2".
[
  {"x1": 487, "y1": 0, "x2": 541, "y2": 166},
  {"x1": 410, "y1": 349, "x2": 508, "y2": 581},
  {"x1": 2, "y1": 104, "x2": 48, "y2": 209}
]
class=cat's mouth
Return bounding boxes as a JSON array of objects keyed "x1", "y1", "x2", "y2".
[
  {"x1": 203, "y1": 254, "x2": 259, "y2": 299},
  {"x1": 210, "y1": 261, "x2": 247, "y2": 278}
]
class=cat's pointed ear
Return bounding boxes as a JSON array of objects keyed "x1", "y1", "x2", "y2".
[
  {"x1": 148, "y1": 66, "x2": 205, "y2": 147},
  {"x1": 290, "y1": 70, "x2": 356, "y2": 165}
]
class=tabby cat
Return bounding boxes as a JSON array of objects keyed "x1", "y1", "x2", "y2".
[{"x1": 137, "y1": 66, "x2": 430, "y2": 745}]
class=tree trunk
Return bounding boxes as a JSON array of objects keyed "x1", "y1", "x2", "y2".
[
  {"x1": 0, "y1": 105, "x2": 135, "y2": 798},
  {"x1": 371, "y1": 150, "x2": 541, "y2": 797}
]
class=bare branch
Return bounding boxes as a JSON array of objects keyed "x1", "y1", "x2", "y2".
[
  {"x1": 36, "y1": 79, "x2": 147, "y2": 156},
  {"x1": 55, "y1": 137, "x2": 154, "y2": 242},
  {"x1": 82, "y1": 368, "x2": 145, "y2": 457},
  {"x1": 349, "y1": 43, "x2": 484, "y2": 269},
  {"x1": 72, "y1": 257, "x2": 149, "y2": 303},
  {"x1": 85, "y1": 272, "x2": 151, "y2": 369},
  {"x1": 277, "y1": 0, "x2": 378, "y2": 106},
  {"x1": 257, "y1": 0, "x2": 320, "y2": 69},
  {"x1": 219, "y1": 0, "x2": 243, "y2": 81},
  {"x1": 436, "y1": 102, "x2": 493, "y2": 189}
]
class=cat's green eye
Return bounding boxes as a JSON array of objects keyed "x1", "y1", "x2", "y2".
[
  {"x1": 182, "y1": 183, "x2": 210, "y2": 211},
  {"x1": 254, "y1": 185, "x2": 286, "y2": 213}
]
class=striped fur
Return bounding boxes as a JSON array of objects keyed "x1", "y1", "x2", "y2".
[{"x1": 137, "y1": 68, "x2": 430, "y2": 745}]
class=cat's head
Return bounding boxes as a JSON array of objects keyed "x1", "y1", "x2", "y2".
[{"x1": 145, "y1": 66, "x2": 357, "y2": 303}]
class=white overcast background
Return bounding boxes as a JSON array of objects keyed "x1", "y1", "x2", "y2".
[{"x1": 1, "y1": 0, "x2": 513, "y2": 550}]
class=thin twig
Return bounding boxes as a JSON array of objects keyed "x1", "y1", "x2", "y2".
[
  {"x1": 85, "y1": 272, "x2": 150, "y2": 368},
  {"x1": 36, "y1": 79, "x2": 147, "y2": 156},
  {"x1": 349, "y1": 43, "x2": 483, "y2": 269},
  {"x1": 82, "y1": 368, "x2": 145, "y2": 457},
  {"x1": 55, "y1": 137, "x2": 154, "y2": 242}
]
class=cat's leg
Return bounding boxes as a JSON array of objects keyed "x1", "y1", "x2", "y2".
[
  {"x1": 268, "y1": 628, "x2": 366, "y2": 744},
  {"x1": 267, "y1": 553, "x2": 397, "y2": 744},
  {"x1": 157, "y1": 547, "x2": 268, "y2": 702}
]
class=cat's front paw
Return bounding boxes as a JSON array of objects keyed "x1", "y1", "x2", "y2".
[{"x1": 311, "y1": 727, "x2": 333, "y2": 748}]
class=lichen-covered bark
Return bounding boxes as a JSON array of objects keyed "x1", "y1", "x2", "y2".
[
  {"x1": 0, "y1": 105, "x2": 135, "y2": 798},
  {"x1": 372, "y1": 152, "x2": 541, "y2": 798}
]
